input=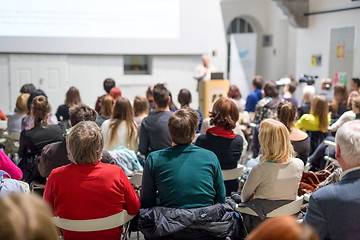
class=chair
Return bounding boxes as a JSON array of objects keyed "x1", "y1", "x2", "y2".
[
  {"x1": 3, "y1": 132, "x2": 20, "y2": 156},
  {"x1": 129, "y1": 172, "x2": 143, "y2": 186},
  {"x1": 323, "y1": 140, "x2": 338, "y2": 167},
  {"x1": 221, "y1": 164, "x2": 245, "y2": 181},
  {"x1": 307, "y1": 131, "x2": 328, "y2": 155}
]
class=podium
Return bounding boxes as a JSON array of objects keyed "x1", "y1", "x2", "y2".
[{"x1": 198, "y1": 80, "x2": 230, "y2": 119}]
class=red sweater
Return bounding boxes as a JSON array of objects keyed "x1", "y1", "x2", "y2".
[{"x1": 44, "y1": 162, "x2": 140, "y2": 240}]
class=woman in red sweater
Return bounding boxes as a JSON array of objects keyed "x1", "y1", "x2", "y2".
[{"x1": 43, "y1": 121, "x2": 140, "y2": 240}]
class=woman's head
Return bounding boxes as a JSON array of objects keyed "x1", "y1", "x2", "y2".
[
  {"x1": 31, "y1": 96, "x2": 50, "y2": 126},
  {"x1": 228, "y1": 85, "x2": 241, "y2": 100},
  {"x1": 67, "y1": 121, "x2": 103, "y2": 164},
  {"x1": 310, "y1": 95, "x2": 328, "y2": 133},
  {"x1": 352, "y1": 96, "x2": 360, "y2": 113},
  {"x1": 112, "y1": 97, "x2": 133, "y2": 121},
  {"x1": 101, "y1": 95, "x2": 114, "y2": 118},
  {"x1": 133, "y1": 96, "x2": 149, "y2": 117},
  {"x1": 27, "y1": 89, "x2": 47, "y2": 113},
  {"x1": 263, "y1": 81, "x2": 279, "y2": 98},
  {"x1": 0, "y1": 193, "x2": 59, "y2": 240},
  {"x1": 109, "y1": 87, "x2": 122, "y2": 101},
  {"x1": 259, "y1": 119, "x2": 295, "y2": 163},
  {"x1": 168, "y1": 108, "x2": 199, "y2": 145},
  {"x1": 209, "y1": 97, "x2": 239, "y2": 130},
  {"x1": 16, "y1": 93, "x2": 30, "y2": 113},
  {"x1": 65, "y1": 87, "x2": 81, "y2": 107},
  {"x1": 347, "y1": 91, "x2": 360, "y2": 109},
  {"x1": 178, "y1": 89, "x2": 192, "y2": 107},
  {"x1": 332, "y1": 83, "x2": 348, "y2": 110},
  {"x1": 277, "y1": 101, "x2": 297, "y2": 131}
]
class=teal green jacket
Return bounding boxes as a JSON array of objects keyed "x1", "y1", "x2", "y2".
[{"x1": 140, "y1": 144, "x2": 226, "y2": 209}]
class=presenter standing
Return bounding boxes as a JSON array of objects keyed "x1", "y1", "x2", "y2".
[{"x1": 194, "y1": 54, "x2": 217, "y2": 82}]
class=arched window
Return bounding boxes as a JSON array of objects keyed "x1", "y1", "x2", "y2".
[{"x1": 227, "y1": 17, "x2": 253, "y2": 34}]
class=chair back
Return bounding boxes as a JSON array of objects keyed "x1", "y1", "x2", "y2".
[
  {"x1": 129, "y1": 172, "x2": 143, "y2": 186},
  {"x1": 222, "y1": 164, "x2": 244, "y2": 181},
  {"x1": 267, "y1": 195, "x2": 304, "y2": 217},
  {"x1": 307, "y1": 131, "x2": 328, "y2": 155}
]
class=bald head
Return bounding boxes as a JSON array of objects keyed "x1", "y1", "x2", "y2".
[{"x1": 202, "y1": 55, "x2": 210, "y2": 68}]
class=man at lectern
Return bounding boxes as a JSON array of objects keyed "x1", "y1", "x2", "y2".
[{"x1": 194, "y1": 54, "x2": 217, "y2": 82}]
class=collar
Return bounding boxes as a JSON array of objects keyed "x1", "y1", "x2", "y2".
[{"x1": 340, "y1": 166, "x2": 360, "y2": 180}]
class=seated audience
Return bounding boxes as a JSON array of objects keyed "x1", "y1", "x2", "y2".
[
  {"x1": 139, "y1": 83, "x2": 173, "y2": 157},
  {"x1": 0, "y1": 149, "x2": 23, "y2": 180},
  {"x1": 304, "y1": 120, "x2": 360, "y2": 240},
  {"x1": 101, "y1": 97, "x2": 138, "y2": 151},
  {"x1": 109, "y1": 87, "x2": 122, "y2": 101},
  {"x1": 133, "y1": 95, "x2": 149, "y2": 128},
  {"x1": 0, "y1": 193, "x2": 59, "y2": 240},
  {"x1": 245, "y1": 75, "x2": 264, "y2": 113},
  {"x1": 95, "y1": 95, "x2": 114, "y2": 127},
  {"x1": 196, "y1": 97, "x2": 243, "y2": 196},
  {"x1": 38, "y1": 105, "x2": 116, "y2": 178},
  {"x1": 19, "y1": 96, "x2": 65, "y2": 183},
  {"x1": 282, "y1": 81, "x2": 298, "y2": 107},
  {"x1": 329, "y1": 83, "x2": 349, "y2": 122},
  {"x1": 228, "y1": 85, "x2": 246, "y2": 112},
  {"x1": 278, "y1": 101, "x2": 310, "y2": 165},
  {"x1": 177, "y1": 88, "x2": 203, "y2": 133},
  {"x1": 318, "y1": 78, "x2": 333, "y2": 103},
  {"x1": 6, "y1": 93, "x2": 30, "y2": 134},
  {"x1": 253, "y1": 80, "x2": 283, "y2": 124},
  {"x1": 44, "y1": 121, "x2": 140, "y2": 240},
  {"x1": 55, "y1": 86, "x2": 81, "y2": 127},
  {"x1": 94, "y1": 78, "x2": 115, "y2": 113},
  {"x1": 298, "y1": 85, "x2": 316, "y2": 118}
]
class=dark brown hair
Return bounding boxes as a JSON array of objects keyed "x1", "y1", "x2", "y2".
[
  {"x1": 287, "y1": 81, "x2": 297, "y2": 94},
  {"x1": 264, "y1": 81, "x2": 279, "y2": 98},
  {"x1": 32, "y1": 96, "x2": 50, "y2": 127},
  {"x1": 330, "y1": 83, "x2": 348, "y2": 115},
  {"x1": 133, "y1": 96, "x2": 149, "y2": 116},
  {"x1": 153, "y1": 83, "x2": 170, "y2": 108},
  {"x1": 252, "y1": 76, "x2": 264, "y2": 90},
  {"x1": 103, "y1": 78, "x2": 115, "y2": 93},
  {"x1": 65, "y1": 86, "x2": 81, "y2": 107},
  {"x1": 178, "y1": 89, "x2": 192, "y2": 107},
  {"x1": 209, "y1": 97, "x2": 239, "y2": 130},
  {"x1": 228, "y1": 85, "x2": 242, "y2": 100},
  {"x1": 168, "y1": 108, "x2": 199, "y2": 144},
  {"x1": 69, "y1": 104, "x2": 98, "y2": 126},
  {"x1": 277, "y1": 101, "x2": 297, "y2": 131},
  {"x1": 101, "y1": 95, "x2": 114, "y2": 119}
]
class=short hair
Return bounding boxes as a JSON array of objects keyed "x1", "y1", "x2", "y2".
[
  {"x1": 335, "y1": 120, "x2": 360, "y2": 166},
  {"x1": 133, "y1": 96, "x2": 149, "y2": 116},
  {"x1": 310, "y1": 95, "x2": 328, "y2": 133},
  {"x1": 101, "y1": 95, "x2": 114, "y2": 118},
  {"x1": 20, "y1": 83, "x2": 36, "y2": 94},
  {"x1": 252, "y1": 76, "x2": 264, "y2": 90},
  {"x1": 65, "y1": 86, "x2": 81, "y2": 107},
  {"x1": 259, "y1": 119, "x2": 295, "y2": 163},
  {"x1": 32, "y1": 96, "x2": 50, "y2": 126},
  {"x1": 287, "y1": 81, "x2": 297, "y2": 94},
  {"x1": 103, "y1": 78, "x2": 115, "y2": 93},
  {"x1": 0, "y1": 193, "x2": 59, "y2": 240},
  {"x1": 209, "y1": 97, "x2": 239, "y2": 130},
  {"x1": 352, "y1": 78, "x2": 360, "y2": 88},
  {"x1": 277, "y1": 101, "x2": 297, "y2": 131},
  {"x1": 109, "y1": 87, "x2": 122, "y2": 101},
  {"x1": 153, "y1": 83, "x2": 169, "y2": 108},
  {"x1": 66, "y1": 121, "x2": 103, "y2": 164},
  {"x1": 302, "y1": 86, "x2": 316, "y2": 101},
  {"x1": 168, "y1": 108, "x2": 199, "y2": 144},
  {"x1": 264, "y1": 81, "x2": 279, "y2": 98},
  {"x1": 178, "y1": 89, "x2": 192, "y2": 107},
  {"x1": 16, "y1": 93, "x2": 30, "y2": 113},
  {"x1": 352, "y1": 95, "x2": 360, "y2": 110},
  {"x1": 228, "y1": 85, "x2": 242, "y2": 100},
  {"x1": 69, "y1": 104, "x2": 98, "y2": 126}
]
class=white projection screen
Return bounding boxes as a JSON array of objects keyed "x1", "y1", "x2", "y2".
[{"x1": 0, "y1": 0, "x2": 208, "y2": 54}]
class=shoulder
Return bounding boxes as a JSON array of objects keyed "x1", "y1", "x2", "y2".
[{"x1": 290, "y1": 158, "x2": 305, "y2": 170}]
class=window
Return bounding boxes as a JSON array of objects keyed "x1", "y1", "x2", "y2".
[{"x1": 124, "y1": 55, "x2": 151, "y2": 75}]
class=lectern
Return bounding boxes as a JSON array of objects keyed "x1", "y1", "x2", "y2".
[{"x1": 198, "y1": 80, "x2": 230, "y2": 119}]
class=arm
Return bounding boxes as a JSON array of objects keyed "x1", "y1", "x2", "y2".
[
  {"x1": 213, "y1": 159, "x2": 226, "y2": 204},
  {"x1": 138, "y1": 122, "x2": 149, "y2": 156},
  {"x1": 241, "y1": 165, "x2": 261, "y2": 202},
  {"x1": 194, "y1": 66, "x2": 206, "y2": 81},
  {"x1": 295, "y1": 114, "x2": 309, "y2": 131},
  {"x1": 43, "y1": 173, "x2": 55, "y2": 210},
  {"x1": 304, "y1": 195, "x2": 329, "y2": 239},
  {"x1": 0, "y1": 149, "x2": 23, "y2": 180},
  {"x1": 38, "y1": 144, "x2": 50, "y2": 178},
  {"x1": 140, "y1": 155, "x2": 157, "y2": 208},
  {"x1": 18, "y1": 130, "x2": 28, "y2": 160},
  {"x1": 245, "y1": 94, "x2": 255, "y2": 112},
  {"x1": 120, "y1": 168, "x2": 140, "y2": 215}
]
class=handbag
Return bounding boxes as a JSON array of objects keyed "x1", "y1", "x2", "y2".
[{"x1": 298, "y1": 165, "x2": 334, "y2": 196}]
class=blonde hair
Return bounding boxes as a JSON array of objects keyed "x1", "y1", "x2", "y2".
[
  {"x1": 16, "y1": 93, "x2": 30, "y2": 113},
  {"x1": 0, "y1": 193, "x2": 59, "y2": 240},
  {"x1": 101, "y1": 95, "x2": 114, "y2": 119},
  {"x1": 310, "y1": 95, "x2": 329, "y2": 133},
  {"x1": 259, "y1": 119, "x2": 295, "y2": 163}
]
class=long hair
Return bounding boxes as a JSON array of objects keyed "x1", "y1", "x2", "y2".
[
  {"x1": 277, "y1": 101, "x2": 297, "y2": 131},
  {"x1": 330, "y1": 83, "x2": 348, "y2": 114},
  {"x1": 101, "y1": 95, "x2": 114, "y2": 119},
  {"x1": 65, "y1": 87, "x2": 81, "y2": 107},
  {"x1": 259, "y1": 119, "x2": 295, "y2": 163},
  {"x1": 310, "y1": 95, "x2": 328, "y2": 133},
  {"x1": 109, "y1": 97, "x2": 137, "y2": 149}
]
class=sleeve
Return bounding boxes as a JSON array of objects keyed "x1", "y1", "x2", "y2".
[
  {"x1": 100, "y1": 150, "x2": 119, "y2": 166},
  {"x1": 43, "y1": 173, "x2": 55, "y2": 210},
  {"x1": 38, "y1": 144, "x2": 50, "y2": 178},
  {"x1": 0, "y1": 149, "x2": 23, "y2": 180},
  {"x1": 245, "y1": 94, "x2": 255, "y2": 112},
  {"x1": 213, "y1": 159, "x2": 226, "y2": 204},
  {"x1": 140, "y1": 155, "x2": 157, "y2": 208},
  {"x1": 200, "y1": 118, "x2": 210, "y2": 135},
  {"x1": 329, "y1": 112, "x2": 350, "y2": 131},
  {"x1": 241, "y1": 165, "x2": 261, "y2": 202},
  {"x1": 120, "y1": 168, "x2": 140, "y2": 215},
  {"x1": 138, "y1": 121, "x2": 149, "y2": 156},
  {"x1": 304, "y1": 195, "x2": 329, "y2": 239},
  {"x1": 295, "y1": 114, "x2": 310, "y2": 131}
]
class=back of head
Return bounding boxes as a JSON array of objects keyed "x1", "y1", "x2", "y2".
[
  {"x1": 310, "y1": 95, "x2": 328, "y2": 133},
  {"x1": 209, "y1": 97, "x2": 239, "y2": 130},
  {"x1": 133, "y1": 96, "x2": 149, "y2": 116},
  {"x1": 228, "y1": 85, "x2": 241, "y2": 100},
  {"x1": 69, "y1": 104, "x2": 98, "y2": 126},
  {"x1": 178, "y1": 88, "x2": 192, "y2": 107},
  {"x1": 146, "y1": 85, "x2": 154, "y2": 100},
  {"x1": 352, "y1": 78, "x2": 360, "y2": 88},
  {"x1": 20, "y1": 83, "x2": 36, "y2": 94},
  {"x1": 0, "y1": 193, "x2": 59, "y2": 240},
  {"x1": 333, "y1": 83, "x2": 348, "y2": 104},
  {"x1": 277, "y1": 101, "x2": 296, "y2": 131},
  {"x1": 103, "y1": 78, "x2": 115, "y2": 93},
  {"x1": 67, "y1": 121, "x2": 103, "y2": 164},
  {"x1": 168, "y1": 108, "x2": 199, "y2": 145},
  {"x1": 335, "y1": 120, "x2": 360, "y2": 167},
  {"x1": 101, "y1": 95, "x2": 114, "y2": 118},
  {"x1": 303, "y1": 85, "x2": 316, "y2": 102},
  {"x1": 65, "y1": 86, "x2": 81, "y2": 107},
  {"x1": 16, "y1": 93, "x2": 30, "y2": 113},
  {"x1": 153, "y1": 83, "x2": 170, "y2": 108},
  {"x1": 287, "y1": 81, "x2": 297, "y2": 94},
  {"x1": 252, "y1": 76, "x2": 264, "y2": 90},
  {"x1": 246, "y1": 216, "x2": 319, "y2": 240},
  {"x1": 321, "y1": 78, "x2": 332, "y2": 90},
  {"x1": 109, "y1": 87, "x2": 122, "y2": 101},
  {"x1": 264, "y1": 81, "x2": 279, "y2": 98},
  {"x1": 352, "y1": 95, "x2": 360, "y2": 110},
  {"x1": 27, "y1": 89, "x2": 47, "y2": 112},
  {"x1": 259, "y1": 119, "x2": 294, "y2": 163},
  {"x1": 32, "y1": 96, "x2": 50, "y2": 126}
]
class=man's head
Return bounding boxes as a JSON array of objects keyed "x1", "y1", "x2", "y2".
[
  {"x1": 202, "y1": 54, "x2": 210, "y2": 68},
  {"x1": 146, "y1": 85, "x2": 154, "y2": 101},
  {"x1": 321, "y1": 78, "x2": 332, "y2": 90},
  {"x1": 168, "y1": 108, "x2": 199, "y2": 145},
  {"x1": 103, "y1": 78, "x2": 115, "y2": 94},
  {"x1": 335, "y1": 120, "x2": 360, "y2": 170},
  {"x1": 69, "y1": 104, "x2": 98, "y2": 126},
  {"x1": 252, "y1": 76, "x2": 264, "y2": 90},
  {"x1": 153, "y1": 83, "x2": 170, "y2": 109}
]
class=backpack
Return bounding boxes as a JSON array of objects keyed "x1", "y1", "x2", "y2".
[{"x1": 0, "y1": 170, "x2": 29, "y2": 195}]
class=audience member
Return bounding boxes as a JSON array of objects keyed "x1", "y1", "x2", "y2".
[
  {"x1": 94, "y1": 78, "x2": 115, "y2": 113},
  {"x1": 245, "y1": 76, "x2": 264, "y2": 113},
  {"x1": 95, "y1": 95, "x2": 114, "y2": 127},
  {"x1": 228, "y1": 85, "x2": 246, "y2": 112},
  {"x1": 133, "y1": 96, "x2": 149, "y2": 128},
  {"x1": 177, "y1": 88, "x2": 203, "y2": 133},
  {"x1": 0, "y1": 193, "x2": 60, "y2": 240},
  {"x1": 283, "y1": 81, "x2": 298, "y2": 107},
  {"x1": 349, "y1": 77, "x2": 360, "y2": 94},
  {"x1": 329, "y1": 83, "x2": 349, "y2": 121},
  {"x1": 318, "y1": 78, "x2": 333, "y2": 102},
  {"x1": 44, "y1": 121, "x2": 140, "y2": 240},
  {"x1": 55, "y1": 86, "x2": 81, "y2": 128},
  {"x1": 18, "y1": 96, "x2": 65, "y2": 183},
  {"x1": 168, "y1": 91, "x2": 178, "y2": 111},
  {"x1": 196, "y1": 97, "x2": 243, "y2": 196},
  {"x1": 101, "y1": 97, "x2": 138, "y2": 151},
  {"x1": 0, "y1": 149, "x2": 22, "y2": 180},
  {"x1": 6, "y1": 93, "x2": 30, "y2": 134},
  {"x1": 277, "y1": 101, "x2": 310, "y2": 164},
  {"x1": 304, "y1": 120, "x2": 360, "y2": 239},
  {"x1": 109, "y1": 87, "x2": 122, "y2": 101},
  {"x1": 146, "y1": 85, "x2": 156, "y2": 113},
  {"x1": 138, "y1": 83, "x2": 173, "y2": 157},
  {"x1": 330, "y1": 94, "x2": 360, "y2": 132},
  {"x1": 253, "y1": 80, "x2": 283, "y2": 124},
  {"x1": 298, "y1": 85, "x2": 316, "y2": 118},
  {"x1": 38, "y1": 104, "x2": 116, "y2": 178},
  {"x1": 19, "y1": 83, "x2": 36, "y2": 94}
]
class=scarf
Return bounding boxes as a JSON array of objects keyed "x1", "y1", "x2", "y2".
[{"x1": 206, "y1": 126, "x2": 237, "y2": 139}]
